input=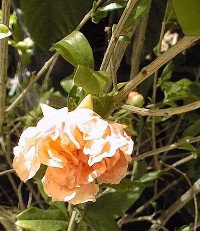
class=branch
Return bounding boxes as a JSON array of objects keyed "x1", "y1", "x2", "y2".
[
  {"x1": 109, "y1": 36, "x2": 200, "y2": 115},
  {"x1": 149, "y1": 177, "x2": 200, "y2": 230},
  {"x1": 122, "y1": 100, "x2": 200, "y2": 116},
  {"x1": 133, "y1": 136, "x2": 200, "y2": 162},
  {"x1": 0, "y1": 0, "x2": 10, "y2": 131},
  {"x1": 100, "y1": 0, "x2": 138, "y2": 71}
]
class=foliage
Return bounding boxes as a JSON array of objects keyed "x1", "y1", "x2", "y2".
[{"x1": 1, "y1": 0, "x2": 200, "y2": 231}]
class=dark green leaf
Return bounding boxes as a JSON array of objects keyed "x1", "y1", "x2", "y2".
[
  {"x1": 84, "y1": 185, "x2": 144, "y2": 231},
  {"x1": 67, "y1": 86, "x2": 84, "y2": 111},
  {"x1": 172, "y1": 0, "x2": 200, "y2": 35},
  {"x1": 16, "y1": 207, "x2": 68, "y2": 231},
  {"x1": 20, "y1": 0, "x2": 93, "y2": 49},
  {"x1": 139, "y1": 170, "x2": 166, "y2": 183},
  {"x1": 51, "y1": 31, "x2": 94, "y2": 68},
  {"x1": 124, "y1": 0, "x2": 151, "y2": 30},
  {"x1": 93, "y1": 95, "x2": 113, "y2": 116},
  {"x1": 60, "y1": 73, "x2": 75, "y2": 93},
  {"x1": 74, "y1": 65, "x2": 109, "y2": 95},
  {"x1": 91, "y1": 0, "x2": 127, "y2": 23},
  {"x1": 182, "y1": 119, "x2": 200, "y2": 138}
]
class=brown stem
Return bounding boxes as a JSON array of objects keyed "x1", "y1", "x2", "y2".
[{"x1": 0, "y1": 0, "x2": 10, "y2": 131}]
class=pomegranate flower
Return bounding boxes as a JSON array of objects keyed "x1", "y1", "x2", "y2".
[{"x1": 13, "y1": 95, "x2": 134, "y2": 204}]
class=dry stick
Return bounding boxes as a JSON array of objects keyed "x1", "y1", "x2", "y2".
[
  {"x1": 130, "y1": 2, "x2": 151, "y2": 78},
  {"x1": 118, "y1": 179, "x2": 180, "y2": 227},
  {"x1": 132, "y1": 136, "x2": 200, "y2": 162},
  {"x1": 0, "y1": 0, "x2": 10, "y2": 131},
  {"x1": 149, "y1": 177, "x2": 200, "y2": 231},
  {"x1": 4, "y1": 53, "x2": 58, "y2": 115},
  {"x1": 67, "y1": 210, "x2": 77, "y2": 231},
  {"x1": 100, "y1": 0, "x2": 138, "y2": 71},
  {"x1": 110, "y1": 36, "x2": 200, "y2": 115},
  {"x1": 122, "y1": 100, "x2": 200, "y2": 116},
  {"x1": 4, "y1": 1, "x2": 98, "y2": 116},
  {"x1": 162, "y1": 161, "x2": 198, "y2": 231}
]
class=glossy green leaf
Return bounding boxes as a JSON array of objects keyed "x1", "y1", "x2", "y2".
[
  {"x1": 16, "y1": 207, "x2": 68, "y2": 231},
  {"x1": 60, "y1": 73, "x2": 75, "y2": 93},
  {"x1": 51, "y1": 31, "x2": 94, "y2": 68},
  {"x1": 182, "y1": 119, "x2": 200, "y2": 138},
  {"x1": 74, "y1": 65, "x2": 109, "y2": 95},
  {"x1": 0, "y1": 24, "x2": 11, "y2": 39},
  {"x1": 172, "y1": 0, "x2": 200, "y2": 35},
  {"x1": 91, "y1": 0, "x2": 127, "y2": 23},
  {"x1": 84, "y1": 185, "x2": 144, "y2": 231},
  {"x1": 139, "y1": 170, "x2": 165, "y2": 183},
  {"x1": 93, "y1": 95, "x2": 113, "y2": 116},
  {"x1": 67, "y1": 86, "x2": 84, "y2": 111},
  {"x1": 20, "y1": 0, "x2": 93, "y2": 49},
  {"x1": 124, "y1": 0, "x2": 151, "y2": 30}
]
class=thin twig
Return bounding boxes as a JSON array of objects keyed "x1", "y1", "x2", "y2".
[
  {"x1": 4, "y1": 53, "x2": 59, "y2": 115},
  {"x1": 0, "y1": 169, "x2": 15, "y2": 176},
  {"x1": 118, "y1": 179, "x2": 180, "y2": 226},
  {"x1": 149, "y1": 177, "x2": 200, "y2": 230},
  {"x1": 0, "y1": 0, "x2": 10, "y2": 131},
  {"x1": 132, "y1": 136, "x2": 200, "y2": 162},
  {"x1": 122, "y1": 100, "x2": 200, "y2": 116},
  {"x1": 107, "y1": 36, "x2": 200, "y2": 116},
  {"x1": 130, "y1": 1, "x2": 151, "y2": 78},
  {"x1": 162, "y1": 162, "x2": 198, "y2": 231},
  {"x1": 67, "y1": 210, "x2": 77, "y2": 231},
  {"x1": 100, "y1": 0, "x2": 138, "y2": 71}
]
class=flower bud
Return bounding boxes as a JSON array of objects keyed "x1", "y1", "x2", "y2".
[{"x1": 126, "y1": 92, "x2": 144, "y2": 108}]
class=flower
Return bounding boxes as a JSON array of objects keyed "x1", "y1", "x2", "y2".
[{"x1": 13, "y1": 95, "x2": 134, "y2": 204}]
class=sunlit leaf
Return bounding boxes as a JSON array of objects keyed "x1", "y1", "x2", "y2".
[
  {"x1": 16, "y1": 207, "x2": 68, "y2": 231},
  {"x1": 51, "y1": 31, "x2": 94, "y2": 68},
  {"x1": 84, "y1": 185, "x2": 144, "y2": 231},
  {"x1": 74, "y1": 65, "x2": 109, "y2": 95},
  {"x1": 0, "y1": 24, "x2": 11, "y2": 39}
]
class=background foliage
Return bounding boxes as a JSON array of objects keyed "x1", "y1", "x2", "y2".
[{"x1": 1, "y1": 0, "x2": 200, "y2": 230}]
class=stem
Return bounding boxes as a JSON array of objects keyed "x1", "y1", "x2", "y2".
[
  {"x1": 100, "y1": 0, "x2": 138, "y2": 71},
  {"x1": 67, "y1": 210, "x2": 77, "y2": 231},
  {"x1": 122, "y1": 100, "x2": 200, "y2": 116},
  {"x1": 130, "y1": 1, "x2": 151, "y2": 78},
  {"x1": 107, "y1": 36, "x2": 200, "y2": 116},
  {"x1": 0, "y1": 0, "x2": 10, "y2": 132},
  {"x1": 151, "y1": 1, "x2": 169, "y2": 170},
  {"x1": 132, "y1": 135, "x2": 200, "y2": 162},
  {"x1": 149, "y1": 177, "x2": 200, "y2": 230}
]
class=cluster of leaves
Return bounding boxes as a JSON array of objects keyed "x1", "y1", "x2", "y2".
[{"x1": 1, "y1": 0, "x2": 200, "y2": 231}]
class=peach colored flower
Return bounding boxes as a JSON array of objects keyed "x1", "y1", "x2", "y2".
[{"x1": 13, "y1": 95, "x2": 134, "y2": 204}]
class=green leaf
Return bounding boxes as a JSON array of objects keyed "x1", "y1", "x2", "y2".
[
  {"x1": 84, "y1": 185, "x2": 144, "y2": 231},
  {"x1": 91, "y1": 0, "x2": 127, "y2": 23},
  {"x1": 93, "y1": 95, "x2": 113, "y2": 116},
  {"x1": 20, "y1": 0, "x2": 93, "y2": 49},
  {"x1": 16, "y1": 207, "x2": 68, "y2": 231},
  {"x1": 67, "y1": 85, "x2": 84, "y2": 111},
  {"x1": 74, "y1": 65, "x2": 109, "y2": 95},
  {"x1": 124, "y1": 0, "x2": 151, "y2": 30},
  {"x1": 172, "y1": 0, "x2": 200, "y2": 35},
  {"x1": 182, "y1": 119, "x2": 200, "y2": 138},
  {"x1": 161, "y1": 78, "x2": 200, "y2": 104},
  {"x1": 51, "y1": 31, "x2": 94, "y2": 68},
  {"x1": 139, "y1": 170, "x2": 166, "y2": 183},
  {"x1": 60, "y1": 73, "x2": 75, "y2": 93},
  {"x1": 0, "y1": 24, "x2": 11, "y2": 39}
]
